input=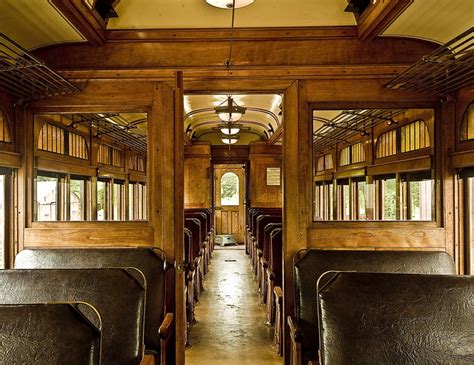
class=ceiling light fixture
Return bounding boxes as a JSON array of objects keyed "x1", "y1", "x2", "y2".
[
  {"x1": 221, "y1": 126, "x2": 241, "y2": 135},
  {"x1": 206, "y1": 0, "x2": 254, "y2": 9},
  {"x1": 215, "y1": 96, "x2": 246, "y2": 122},
  {"x1": 221, "y1": 136, "x2": 239, "y2": 144}
]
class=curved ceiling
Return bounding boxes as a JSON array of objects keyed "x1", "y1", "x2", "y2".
[
  {"x1": 184, "y1": 94, "x2": 282, "y2": 146},
  {"x1": 382, "y1": 0, "x2": 474, "y2": 44},
  {"x1": 108, "y1": 0, "x2": 356, "y2": 29},
  {"x1": 0, "y1": 0, "x2": 85, "y2": 50}
]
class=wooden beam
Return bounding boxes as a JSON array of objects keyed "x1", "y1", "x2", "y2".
[
  {"x1": 358, "y1": 0, "x2": 414, "y2": 41},
  {"x1": 51, "y1": 0, "x2": 107, "y2": 45},
  {"x1": 107, "y1": 26, "x2": 358, "y2": 42},
  {"x1": 267, "y1": 125, "x2": 283, "y2": 145}
]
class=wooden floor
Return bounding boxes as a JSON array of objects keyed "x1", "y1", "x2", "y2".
[{"x1": 186, "y1": 247, "x2": 282, "y2": 364}]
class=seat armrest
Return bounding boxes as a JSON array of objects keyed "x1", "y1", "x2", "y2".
[
  {"x1": 274, "y1": 286, "x2": 283, "y2": 302},
  {"x1": 287, "y1": 316, "x2": 303, "y2": 343},
  {"x1": 158, "y1": 312, "x2": 174, "y2": 339}
]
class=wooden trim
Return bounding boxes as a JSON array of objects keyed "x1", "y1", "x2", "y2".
[
  {"x1": 451, "y1": 150, "x2": 474, "y2": 169},
  {"x1": 0, "y1": 150, "x2": 21, "y2": 168},
  {"x1": 36, "y1": 156, "x2": 96, "y2": 176},
  {"x1": 25, "y1": 224, "x2": 153, "y2": 247},
  {"x1": 358, "y1": 0, "x2": 414, "y2": 41},
  {"x1": 314, "y1": 173, "x2": 333, "y2": 182},
  {"x1": 367, "y1": 156, "x2": 431, "y2": 175},
  {"x1": 107, "y1": 26, "x2": 358, "y2": 42},
  {"x1": 267, "y1": 125, "x2": 283, "y2": 145},
  {"x1": 334, "y1": 167, "x2": 366, "y2": 179},
  {"x1": 51, "y1": 0, "x2": 106, "y2": 45}
]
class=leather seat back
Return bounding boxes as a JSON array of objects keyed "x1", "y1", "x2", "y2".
[
  {"x1": 15, "y1": 248, "x2": 165, "y2": 353},
  {"x1": 294, "y1": 249, "x2": 456, "y2": 352},
  {"x1": 0, "y1": 303, "x2": 101, "y2": 365},
  {"x1": 318, "y1": 272, "x2": 474, "y2": 365},
  {"x1": 0, "y1": 268, "x2": 145, "y2": 365}
]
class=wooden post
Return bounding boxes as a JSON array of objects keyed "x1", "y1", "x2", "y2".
[
  {"x1": 282, "y1": 80, "x2": 310, "y2": 365},
  {"x1": 149, "y1": 75, "x2": 185, "y2": 364}
]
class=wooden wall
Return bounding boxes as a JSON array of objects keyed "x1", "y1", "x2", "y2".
[
  {"x1": 184, "y1": 143, "x2": 211, "y2": 208},
  {"x1": 249, "y1": 143, "x2": 282, "y2": 208}
]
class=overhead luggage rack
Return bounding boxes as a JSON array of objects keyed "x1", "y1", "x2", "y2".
[
  {"x1": 0, "y1": 33, "x2": 79, "y2": 102},
  {"x1": 385, "y1": 27, "x2": 474, "y2": 97}
]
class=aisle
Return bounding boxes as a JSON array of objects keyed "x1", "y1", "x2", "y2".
[{"x1": 186, "y1": 248, "x2": 282, "y2": 365}]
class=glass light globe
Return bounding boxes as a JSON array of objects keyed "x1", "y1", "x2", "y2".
[
  {"x1": 218, "y1": 111, "x2": 243, "y2": 122},
  {"x1": 206, "y1": 0, "x2": 254, "y2": 9},
  {"x1": 220, "y1": 127, "x2": 240, "y2": 135},
  {"x1": 221, "y1": 137, "x2": 239, "y2": 144}
]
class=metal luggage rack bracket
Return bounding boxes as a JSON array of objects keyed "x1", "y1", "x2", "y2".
[
  {"x1": 0, "y1": 33, "x2": 79, "y2": 102},
  {"x1": 385, "y1": 27, "x2": 474, "y2": 97}
]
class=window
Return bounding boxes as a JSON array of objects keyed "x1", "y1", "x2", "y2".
[
  {"x1": 97, "y1": 179, "x2": 110, "y2": 220},
  {"x1": 460, "y1": 103, "x2": 474, "y2": 141},
  {"x1": 400, "y1": 120, "x2": 430, "y2": 153},
  {"x1": 400, "y1": 172, "x2": 434, "y2": 221},
  {"x1": 113, "y1": 180, "x2": 125, "y2": 220},
  {"x1": 340, "y1": 142, "x2": 365, "y2": 166},
  {"x1": 377, "y1": 120, "x2": 430, "y2": 158},
  {"x1": 314, "y1": 180, "x2": 334, "y2": 221},
  {"x1": 337, "y1": 179, "x2": 351, "y2": 220},
  {"x1": 0, "y1": 169, "x2": 12, "y2": 269},
  {"x1": 316, "y1": 153, "x2": 334, "y2": 172},
  {"x1": 70, "y1": 177, "x2": 85, "y2": 221},
  {"x1": 354, "y1": 178, "x2": 367, "y2": 220},
  {"x1": 35, "y1": 173, "x2": 60, "y2": 221},
  {"x1": 129, "y1": 154, "x2": 146, "y2": 172},
  {"x1": 38, "y1": 124, "x2": 65, "y2": 155},
  {"x1": 38, "y1": 123, "x2": 88, "y2": 159},
  {"x1": 463, "y1": 175, "x2": 474, "y2": 274},
  {"x1": 68, "y1": 132, "x2": 88, "y2": 159},
  {"x1": 0, "y1": 109, "x2": 12, "y2": 143},
  {"x1": 377, "y1": 175, "x2": 397, "y2": 220},
  {"x1": 221, "y1": 172, "x2": 239, "y2": 206},
  {"x1": 376, "y1": 130, "x2": 397, "y2": 158},
  {"x1": 98, "y1": 144, "x2": 123, "y2": 167},
  {"x1": 129, "y1": 181, "x2": 147, "y2": 220}
]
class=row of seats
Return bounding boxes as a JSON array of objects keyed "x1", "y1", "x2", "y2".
[
  {"x1": 245, "y1": 207, "x2": 283, "y2": 353},
  {"x1": 184, "y1": 208, "x2": 214, "y2": 345},
  {"x1": 287, "y1": 249, "x2": 473, "y2": 365},
  {"x1": 1, "y1": 247, "x2": 172, "y2": 365}
]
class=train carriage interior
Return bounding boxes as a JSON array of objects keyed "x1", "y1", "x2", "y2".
[{"x1": 0, "y1": 0, "x2": 473, "y2": 364}]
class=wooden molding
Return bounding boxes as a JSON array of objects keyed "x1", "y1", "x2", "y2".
[
  {"x1": 451, "y1": 150, "x2": 474, "y2": 169},
  {"x1": 267, "y1": 125, "x2": 283, "y2": 145},
  {"x1": 51, "y1": 0, "x2": 107, "y2": 45},
  {"x1": 367, "y1": 155, "x2": 431, "y2": 175},
  {"x1": 358, "y1": 0, "x2": 414, "y2": 41},
  {"x1": 107, "y1": 26, "x2": 358, "y2": 42},
  {"x1": 0, "y1": 150, "x2": 21, "y2": 168}
]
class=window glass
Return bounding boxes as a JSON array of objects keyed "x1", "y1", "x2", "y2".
[
  {"x1": 381, "y1": 176, "x2": 397, "y2": 220},
  {"x1": 36, "y1": 174, "x2": 58, "y2": 221},
  {"x1": 466, "y1": 177, "x2": 474, "y2": 274},
  {"x1": 460, "y1": 103, "x2": 474, "y2": 141},
  {"x1": 113, "y1": 181, "x2": 124, "y2": 220},
  {"x1": 356, "y1": 180, "x2": 367, "y2": 220},
  {"x1": 97, "y1": 180, "x2": 106, "y2": 220},
  {"x1": 221, "y1": 172, "x2": 239, "y2": 206},
  {"x1": 70, "y1": 178, "x2": 85, "y2": 221}
]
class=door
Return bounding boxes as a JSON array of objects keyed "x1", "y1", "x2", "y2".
[{"x1": 214, "y1": 164, "x2": 245, "y2": 243}]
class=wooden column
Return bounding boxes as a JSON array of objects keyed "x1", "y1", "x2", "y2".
[
  {"x1": 149, "y1": 75, "x2": 185, "y2": 364},
  {"x1": 282, "y1": 80, "x2": 310, "y2": 364}
]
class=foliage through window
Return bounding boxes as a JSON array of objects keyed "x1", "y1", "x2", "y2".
[{"x1": 221, "y1": 172, "x2": 239, "y2": 206}]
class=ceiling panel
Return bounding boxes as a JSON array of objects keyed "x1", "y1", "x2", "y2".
[
  {"x1": 0, "y1": 0, "x2": 85, "y2": 50},
  {"x1": 383, "y1": 0, "x2": 474, "y2": 44},
  {"x1": 108, "y1": 0, "x2": 356, "y2": 29},
  {"x1": 184, "y1": 94, "x2": 282, "y2": 145}
]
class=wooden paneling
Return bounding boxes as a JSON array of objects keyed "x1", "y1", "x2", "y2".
[
  {"x1": 249, "y1": 143, "x2": 282, "y2": 208},
  {"x1": 34, "y1": 37, "x2": 436, "y2": 71},
  {"x1": 211, "y1": 145, "x2": 249, "y2": 164},
  {"x1": 308, "y1": 225, "x2": 445, "y2": 249},
  {"x1": 25, "y1": 223, "x2": 153, "y2": 247},
  {"x1": 184, "y1": 144, "x2": 211, "y2": 208},
  {"x1": 0, "y1": 151, "x2": 21, "y2": 168}
]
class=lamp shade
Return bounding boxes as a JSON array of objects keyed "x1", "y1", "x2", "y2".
[
  {"x1": 206, "y1": 0, "x2": 254, "y2": 9},
  {"x1": 221, "y1": 136, "x2": 239, "y2": 144},
  {"x1": 220, "y1": 126, "x2": 241, "y2": 135},
  {"x1": 214, "y1": 97, "x2": 246, "y2": 122}
]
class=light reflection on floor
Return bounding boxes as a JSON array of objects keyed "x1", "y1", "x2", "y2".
[{"x1": 186, "y1": 248, "x2": 282, "y2": 365}]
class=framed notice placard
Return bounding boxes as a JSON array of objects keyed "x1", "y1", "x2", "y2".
[{"x1": 266, "y1": 167, "x2": 281, "y2": 186}]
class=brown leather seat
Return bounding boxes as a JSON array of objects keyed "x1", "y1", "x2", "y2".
[
  {"x1": 290, "y1": 249, "x2": 457, "y2": 365},
  {"x1": 15, "y1": 247, "x2": 172, "y2": 364},
  {"x1": 317, "y1": 272, "x2": 474, "y2": 365},
  {"x1": 0, "y1": 268, "x2": 145, "y2": 365},
  {"x1": 0, "y1": 303, "x2": 101, "y2": 365}
]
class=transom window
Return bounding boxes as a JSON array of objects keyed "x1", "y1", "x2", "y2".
[
  {"x1": 460, "y1": 103, "x2": 474, "y2": 141},
  {"x1": 376, "y1": 120, "x2": 430, "y2": 158},
  {"x1": 38, "y1": 123, "x2": 88, "y2": 159},
  {"x1": 340, "y1": 142, "x2": 365, "y2": 166},
  {"x1": 0, "y1": 109, "x2": 12, "y2": 143},
  {"x1": 316, "y1": 153, "x2": 334, "y2": 172},
  {"x1": 98, "y1": 144, "x2": 123, "y2": 167}
]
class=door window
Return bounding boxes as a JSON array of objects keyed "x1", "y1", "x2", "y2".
[{"x1": 221, "y1": 172, "x2": 239, "y2": 206}]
